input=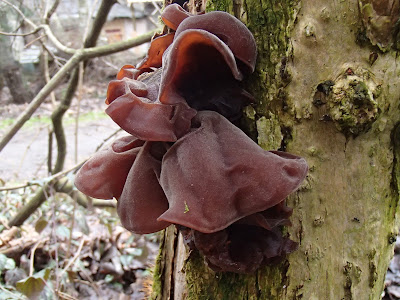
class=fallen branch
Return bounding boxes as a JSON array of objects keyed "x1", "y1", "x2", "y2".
[{"x1": 7, "y1": 177, "x2": 116, "y2": 227}]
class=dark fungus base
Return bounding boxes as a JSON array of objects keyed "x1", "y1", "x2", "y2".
[{"x1": 74, "y1": 4, "x2": 308, "y2": 274}]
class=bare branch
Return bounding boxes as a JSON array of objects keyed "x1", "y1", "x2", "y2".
[
  {"x1": 43, "y1": 0, "x2": 60, "y2": 24},
  {"x1": 24, "y1": 34, "x2": 46, "y2": 48},
  {"x1": 51, "y1": 0, "x2": 117, "y2": 174},
  {"x1": 7, "y1": 178, "x2": 116, "y2": 227},
  {"x1": 0, "y1": 28, "x2": 41, "y2": 36},
  {"x1": 40, "y1": 24, "x2": 76, "y2": 55},
  {"x1": 0, "y1": 28, "x2": 158, "y2": 153}
]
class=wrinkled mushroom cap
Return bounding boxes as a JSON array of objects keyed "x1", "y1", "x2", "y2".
[
  {"x1": 74, "y1": 136, "x2": 144, "y2": 200},
  {"x1": 161, "y1": 4, "x2": 191, "y2": 30},
  {"x1": 174, "y1": 11, "x2": 257, "y2": 74},
  {"x1": 158, "y1": 111, "x2": 308, "y2": 233},
  {"x1": 117, "y1": 141, "x2": 171, "y2": 234},
  {"x1": 105, "y1": 68, "x2": 197, "y2": 142}
]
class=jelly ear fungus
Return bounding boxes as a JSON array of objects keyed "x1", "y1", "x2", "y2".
[{"x1": 74, "y1": 4, "x2": 308, "y2": 274}]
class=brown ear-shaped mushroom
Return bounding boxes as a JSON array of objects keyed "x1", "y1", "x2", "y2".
[
  {"x1": 183, "y1": 225, "x2": 298, "y2": 274},
  {"x1": 118, "y1": 142, "x2": 171, "y2": 234},
  {"x1": 116, "y1": 65, "x2": 152, "y2": 81},
  {"x1": 158, "y1": 29, "x2": 253, "y2": 120},
  {"x1": 161, "y1": 3, "x2": 191, "y2": 30},
  {"x1": 136, "y1": 33, "x2": 175, "y2": 70},
  {"x1": 158, "y1": 111, "x2": 308, "y2": 233},
  {"x1": 75, "y1": 136, "x2": 145, "y2": 199},
  {"x1": 179, "y1": 201, "x2": 298, "y2": 273},
  {"x1": 105, "y1": 73, "x2": 197, "y2": 142},
  {"x1": 106, "y1": 93, "x2": 196, "y2": 142},
  {"x1": 106, "y1": 78, "x2": 148, "y2": 105},
  {"x1": 174, "y1": 11, "x2": 257, "y2": 74}
]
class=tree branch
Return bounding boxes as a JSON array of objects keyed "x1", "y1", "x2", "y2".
[
  {"x1": 43, "y1": 0, "x2": 60, "y2": 24},
  {"x1": 0, "y1": 28, "x2": 157, "y2": 153},
  {"x1": 7, "y1": 178, "x2": 116, "y2": 227},
  {"x1": 51, "y1": 0, "x2": 117, "y2": 173},
  {"x1": 0, "y1": 27, "x2": 41, "y2": 36}
]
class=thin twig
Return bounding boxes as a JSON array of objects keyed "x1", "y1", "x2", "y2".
[
  {"x1": 43, "y1": 0, "x2": 60, "y2": 23},
  {"x1": 29, "y1": 239, "x2": 43, "y2": 276},
  {"x1": 16, "y1": 126, "x2": 46, "y2": 176},
  {"x1": 47, "y1": 129, "x2": 54, "y2": 174},
  {"x1": 60, "y1": 238, "x2": 85, "y2": 277},
  {"x1": 95, "y1": 128, "x2": 122, "y2": 152},
  {"x1": 0, "y1": 27, "x2": 41, "y2": 36},
  {"x1": 74, "y1": 62, "x2": 84, "y2": 164},
  {"x1": 55, "y1": 290, "x2": 78, "y2": 300},
  {"x1": 66, "y1": 193, "x2": 77, "y2": 259},
  {"x1": 24, "y1": 34, "x2": 46, "y2": 48},
  {"x1": 43, "y1": 49, "x2": 57, "y2": 106},
  {"x1": 48, "y1": 184, "x2": 60, "y2": 291}
]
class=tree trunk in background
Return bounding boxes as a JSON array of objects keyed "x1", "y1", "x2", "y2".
[
  {"x1": 2, "y1": 62, "x2": 33, "y2": 104},
  {"x1": 153, "y1": 0, "x2": 400, "y2": 299}
]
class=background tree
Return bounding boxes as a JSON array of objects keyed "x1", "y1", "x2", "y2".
[
  {"x1": 154, "y1": 0, "x2": 400, "y2": 299},
  {"x1": 0, "y1": 4, "x2": 33, "y2": 104}
]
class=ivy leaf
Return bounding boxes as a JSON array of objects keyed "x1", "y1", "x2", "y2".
[{"x1": 16, "y1": 268, "x2": 51, "y2": 300}]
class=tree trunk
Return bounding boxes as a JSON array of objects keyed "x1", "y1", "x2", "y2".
[
  {"x1": 153, "y1": 0, "x2": 400, "y2": 299},
  {"x1": 2, "y1": 62, "x2": 32, "y2": 104}
]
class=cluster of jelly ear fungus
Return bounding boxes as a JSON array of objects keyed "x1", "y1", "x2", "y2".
[{"x1": 75, "y1": 3, "x2": 308, "y2": 274}]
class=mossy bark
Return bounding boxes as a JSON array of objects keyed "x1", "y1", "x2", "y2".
[{"x1": 153, "y1": 0, "x2": 400, "y2": 299}]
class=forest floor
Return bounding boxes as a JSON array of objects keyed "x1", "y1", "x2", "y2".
[{"x1": 0, "y1": 82, "x2": 158, "y2": 299}]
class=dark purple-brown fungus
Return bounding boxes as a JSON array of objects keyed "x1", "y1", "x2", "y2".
[
  {"x1": 158, "y1": 111, "x2": 308, "y2": 233},
  {"x1": 158, "y1": 6, "x2": 256, "y2": 121},
  {"x1": 75, "y1": 4, "x2": 308, "y2": 274},
  {"x1": 105, "y1": 70, "x2": 196, "y2": 142},
  {"x1": 75, "y1": 136, "x2": 171, "y2": 234}
]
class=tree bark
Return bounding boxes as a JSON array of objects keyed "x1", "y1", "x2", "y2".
[
  {"x1": 153, "y1": 0, "x2": 400, "y2": 299},
  {"x1": 2, "y1": 62, "x2": 32, "y2": 104}
]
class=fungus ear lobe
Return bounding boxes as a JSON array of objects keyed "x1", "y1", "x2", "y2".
[
  {"x1": 117, "y1": 142, "x2": 171, "y2": 234},
  {"x1": 74, "y1": 136, "x2": 145, "y2": 200},
  {"x1": 158, "y1": 29, "x2": 242, "y2": 107},
  {"x1": 190, "y1": 225, "x2": 298, "y2": 274},
  {"x1": 161, "y1": 4, "x2": 191, "y2": 30},
  {"x1": 106, "y1": 93, "x2": 196, "y2": 142},
  {"x1": 106, "y1": 78, "x2": 148, "y2": 105},
  {"x1": 116, "y1": 65, "x2": 151, "y2": 81},
  {"x1": 136, "y1": 33, "x2": 175, "y2": 70},
  {"x1": 174, "y1": 11, "x2": 257, "y2": 74},
  {"x1": 158, "y1": 111, "x2": 308, "y2": 233}
]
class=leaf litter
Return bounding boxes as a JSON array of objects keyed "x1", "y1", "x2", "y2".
[{"x1": 0, "y1": 188, "x2": 159, "y2": 299}]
